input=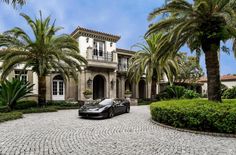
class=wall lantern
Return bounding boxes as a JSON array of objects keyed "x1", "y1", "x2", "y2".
[
  {"x1": 87, "y1": 78, "x2": 93, "y2": 88},
  {"x1": 110, "y1": 42, "x2": 113, "y2": 47},
  {"x1": 86, "y1": 37, "x2": 89, "y2": 43},
  {"x1": 111, "y1": 79, "x2": 115, "y2": 89}
]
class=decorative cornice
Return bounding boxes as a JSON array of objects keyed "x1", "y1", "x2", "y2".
[
  {"x1": 71, "y1": 26, "x2": 121, "y2": 42},
  {"x1": 117, "y1": 48, "x2": 136, "y2": 56}
]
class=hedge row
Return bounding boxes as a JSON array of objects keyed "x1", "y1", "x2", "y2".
[
  {"x1": 0, "y1": 112, "x2": 23, "y2": 123},
  {"x1": 150, "y1": 99, "x2": 236, "y2": 134},
  {"x1": 18, "y1": 107, "x2": 58, "y2": 114}
]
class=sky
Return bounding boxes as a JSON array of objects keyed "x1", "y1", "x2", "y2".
[{"x1": 0, "y1": 0, "x2": 236, "y2": 75}]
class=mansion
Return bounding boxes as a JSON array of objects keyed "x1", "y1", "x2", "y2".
[{"x1": 3, "y1": 27, "x2": 166, "y2": 102}]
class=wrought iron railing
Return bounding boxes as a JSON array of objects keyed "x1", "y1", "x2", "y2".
[{"x1": 89, "y1": 50, "x2": 113, "y2": 62}]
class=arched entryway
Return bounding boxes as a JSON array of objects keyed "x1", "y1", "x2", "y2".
[
  {"x1": 52, "y1": 75, "x2": 65, "y2": 101},
  {"x1": 139, "y1": 80, "x2": 146, "y2": 99},
  {"x1": 93, "y1": 75, "x2": 106, "y2": 99}
]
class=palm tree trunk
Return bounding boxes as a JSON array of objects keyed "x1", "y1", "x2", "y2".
[
  {"x1": 38, "y1": 76, "x2": 47, "y2": 106},
  {"x1": 151, "y1": 79, "x2": 157, "y2": 99},
  {"x1": 203, "y1": 40, "x2": 222, "y2": 102}
]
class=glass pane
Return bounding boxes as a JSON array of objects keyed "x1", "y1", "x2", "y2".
[
  {"x1": 21, "y1": 75, "x2": 27, "y2": 83},
  {"x1": 53, "y1": 81, "x2": 57, "y2": 95},
  {"x1": 59, "y1": 81, "x2": 63, "y2": 95},
  {"x1": 99, "y1": 42, "x2": 103, "y2": 56}
]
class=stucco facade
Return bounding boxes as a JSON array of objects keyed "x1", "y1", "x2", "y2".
[
  {"x1": 3, "y1": 27, "x2": 157, "y2": 102},
  {"x1": 199, "y1": 75, "x2": 236, "y2": 96}
]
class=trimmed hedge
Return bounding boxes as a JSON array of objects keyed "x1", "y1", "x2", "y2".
[
  {"x1": 150, "y1": 99, "x2": 236, "y2": 134},
  {"x1": 19, "y1": 107, "x2": 57, "y2": 114},
  {"x1": 15, "y1": 100, "x2": 38, "y2": 110},
  {"x1": 47, "y1": 101, "x2": 81, "y2": 108},
  {"x1": 0, "y1": 112, "x2": 23, "y2": 123}
]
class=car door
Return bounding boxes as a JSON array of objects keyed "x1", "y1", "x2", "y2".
[
  {"x1": 113, "y1": 101, "x2": 121, "y2": 114},
  {"x1": 119, "y1": 100, "x2": 127, "y2": 113}
]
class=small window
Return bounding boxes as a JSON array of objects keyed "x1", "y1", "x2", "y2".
[{"x1": 14, "y1": 70, "x2": 28, "y2": 83}]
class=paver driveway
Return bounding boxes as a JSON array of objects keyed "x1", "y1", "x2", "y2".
[{"x1": 0, "y1": 106, "x2": 236, "y2": 155}]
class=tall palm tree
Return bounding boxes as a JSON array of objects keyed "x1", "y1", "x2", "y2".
[
  {"x1": 128, "y1": 33, "x2": 179, "y2": 96},
  {"x1": 0, "y1": 12, "x2": 87, "y2": 105},
  {"x1": 1, "y1": 0, "x2": 26, "y2": 7},
  {"x1": 146, "y1": 0, "x2": 236, "y2": 102}
]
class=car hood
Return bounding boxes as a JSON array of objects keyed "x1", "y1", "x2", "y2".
[{"x1": 80, "y1": 104, "x2": 110, "y2": 111}]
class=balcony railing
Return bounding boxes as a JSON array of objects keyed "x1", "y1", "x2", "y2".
[{"x1": 87, "y1": 50, "x2": 113, "y2": 62}]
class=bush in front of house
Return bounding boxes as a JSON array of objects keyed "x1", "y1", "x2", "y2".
[
  {"x1": 46, "y1": 100, "x2": 82, "y2": 109},
  {"x1": 0, "y1": 79, "x2": 34, "y2": 111},
  {"x1": 19, "y1": 107, "x2": 57, "y2": 114},
  {"x1": 15, "y1": 100, "x2": 38, "y2": 110},
  {"x1": 183, "y1": 89, "x2": 200, "y2": 99},
  {"x1": 150, "y1": 99, "x2": 236, "y2": 134},
  {"x1": 164, "y1": 85, "x2": 186, "y2": 99},
  {"x1": 222, "y1": 87, "x2": 236, "y2": 99},
  {"x1": 158, "y1": 85, "x2": 200, "y2": 100},
  {"x1": 138, "y1": 98, "x2": 156, "y2": 105},
  {"x1": 0, "y1": 112, "x2": 23, "y2": 123}
]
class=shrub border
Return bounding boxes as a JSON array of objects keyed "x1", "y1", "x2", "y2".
[{"x1": 150, "y1": 119, "x2": 236, "y2": 138}]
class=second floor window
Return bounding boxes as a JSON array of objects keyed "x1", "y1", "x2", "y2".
[{"x1": 94, "y1": 41, "x2": 105, "y2": 57}]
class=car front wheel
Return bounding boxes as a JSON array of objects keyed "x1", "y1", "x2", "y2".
[
  {"x1": 108, "y1": 108, "x2": 114, "y2": 118},
  {"x1": 126, "y1": 106, "x2": 130, "y2": 113}
]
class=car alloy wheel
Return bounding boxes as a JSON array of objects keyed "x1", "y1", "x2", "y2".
[
  {"x1": 126, "y1": 107, "x2": 130, "y2": 113},
  {"x1": 108, "y1": 108, "x2": 114, "y2": 118}
]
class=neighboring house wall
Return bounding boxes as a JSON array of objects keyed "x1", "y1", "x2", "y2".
[
  {"x1": 201, "y1": 80, "x2": 236, "y2": 95},
  {"x1": 222, "y1": 81, "x2": 236, "y2": 89}
]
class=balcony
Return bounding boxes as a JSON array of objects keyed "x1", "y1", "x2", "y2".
[{"x1": 86, "y1": 48, "x2": 117, "y2": 69}]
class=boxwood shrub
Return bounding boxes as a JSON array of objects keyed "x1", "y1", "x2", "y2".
[{"x1": 150, "y1": 99, "x2": 236, "y2": 134}]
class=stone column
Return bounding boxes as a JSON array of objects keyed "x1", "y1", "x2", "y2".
[
  {"x1": 120, "y1": 76, "x2": 125, "y2": 98},
  {"x1": 156, "y1": 83, "x2": 160, "y2": 94},
  {"x1": 147, "y1": 81, "x2": 152, "y2": 99},
  {"x1": 112, "y1": 51, "x2": 118, "y2": 63},
  {"x1": 133, "y1": 82, "x2": 139, "y2": 98}
]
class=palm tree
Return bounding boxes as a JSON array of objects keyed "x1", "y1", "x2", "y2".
[
  {"x1": 128, "y1": 33, "x2": 179, "y2": 96},
  {"x1": 1, "y1": 0, "x2": 26, "y2": 7},
  {"x1": 0, "y1": 12, "x2": 87, "y2": 105},
  {"x1": 146, "y1": 0, "x2": 236, "y2": 102}
]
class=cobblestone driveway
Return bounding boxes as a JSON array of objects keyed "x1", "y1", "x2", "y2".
[{"x1": 0, "y1": 106, "x2": 236, "y2": 155}]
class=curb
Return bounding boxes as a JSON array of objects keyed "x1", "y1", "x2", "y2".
[{"x1": 150, "y1": 119, "x2": 236, "y2": 138}]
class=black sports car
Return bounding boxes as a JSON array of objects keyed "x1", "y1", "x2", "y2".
[{"x1": 79, "y1": 98, "x2": 130, "y2": 118}]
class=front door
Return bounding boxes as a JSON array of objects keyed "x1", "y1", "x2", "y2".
[{"x1": 52, "y1": 80, "x2": 65, "y2": 101}]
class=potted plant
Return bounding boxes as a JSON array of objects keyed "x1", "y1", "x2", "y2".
[
  {"x1": 83, "y1": 89, "x2": 92, "y2": 99},
  {"x1": 125, "y1": 90, "x2": 132, "y2": 98}
]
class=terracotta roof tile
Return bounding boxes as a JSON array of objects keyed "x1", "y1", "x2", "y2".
[
  {"x1": 198, "y1": 75, "x2": 236, "y2": 82},
  {"x1": 71, "y1": 26, "x2": 121, "y2": 42}
]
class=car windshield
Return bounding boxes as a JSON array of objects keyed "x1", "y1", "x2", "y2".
[{"x1": 99, "y1": 99, "x2": 113, "y2": 106}]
